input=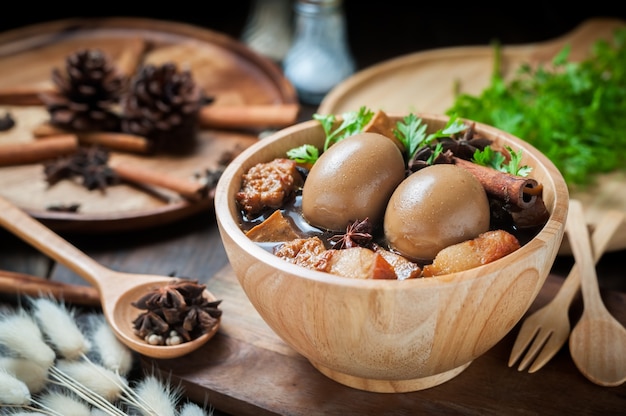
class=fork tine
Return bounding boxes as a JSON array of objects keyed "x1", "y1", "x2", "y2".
[
  {"x1": 528, "y1": 329, "x2": 570, "y2": 373},
  {"x1": 517, "y1": 327, "x2": 554, "y2": 371},
  {"x1": 508, "y1": 315, "x2": 541, "y2": 367}
]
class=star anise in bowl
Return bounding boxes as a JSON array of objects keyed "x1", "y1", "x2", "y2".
[{"x1": 328, "y1": 218, "x2": 374, "y2": 250}]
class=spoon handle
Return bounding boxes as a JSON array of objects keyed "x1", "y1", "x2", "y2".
[
  {"x1": 0, "y1": 196, "x2": 106, "y2": 290},
  {"x1": 565, "y1": 200, "x2": 623, "y2": 313},
  {"x1": 553, "y1": 206, "x2": 624, "y2": 306}
]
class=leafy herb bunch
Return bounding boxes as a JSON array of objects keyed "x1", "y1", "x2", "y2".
[{"x1": 446, "y1": 27, "x2": 626, "y2": 188}]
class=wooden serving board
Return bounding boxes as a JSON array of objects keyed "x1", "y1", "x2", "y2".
[
  {"x1": 147, "y1": 264, "x2": 626, "y2": 415},
  {"x1": 318, "y1": 18, "x2": 626, "y2": 255},
  {"x1": 0, "y1": 18, "x2": 297, "y2": 233}
]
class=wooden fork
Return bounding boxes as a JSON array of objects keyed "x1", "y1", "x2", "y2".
[{"x1": 508, "y1": 209, "x2": 624, "y2": 373}]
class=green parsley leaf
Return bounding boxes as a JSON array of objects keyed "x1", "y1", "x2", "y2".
[
  {"x1": 313, "y1": 106, "x2": 374, "y2": 151},
  {"x1": 446, "y1": 27, "x2": 626, "y2": 188},
  {"x1": 472, "y1": 145, "x2": 531, "y2": 177},
  {"x1": 394, "y1": 113, "x2": 428, "y2": 159},
  {"x1": 286, "y1": 144, "x2": 319, "y2": 165},
  {"x1": 394, "y1": 114, "x2": 467, "y2": 159}
]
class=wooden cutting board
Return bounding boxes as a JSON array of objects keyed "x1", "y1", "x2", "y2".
[
  {"x1": 318, "y1": 18, "x2": 626, "y2": 255},
  {"x1": 147, "y1": 264, "x2": 626, "y2": 415},
  {"x1": 0, "y1": 18, "x2": 297, "y2": 233}
]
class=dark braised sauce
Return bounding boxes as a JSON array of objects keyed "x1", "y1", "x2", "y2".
[{"x1": 237, "y1": 186, "x2": 543, "y2": 268}]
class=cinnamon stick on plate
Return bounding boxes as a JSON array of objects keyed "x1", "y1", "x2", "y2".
[
  {"x1": 452, "y1": 156, "x2": 543, "y2": 210},
  {"x1": 33, "y1": 122, "x2": 152, "y2": 154},
  {"x1": 110, "y1": 161, "x2": 208, "y2": 201},
  {"x1": 198, "y1": 103, "x2": 300, "y2": 130},
  {"x1": 0, "y1": 269, "x2": 100, "y2": 307},
  {"x1": 0, "y1": 85, "x2": 56, "y2": 105},
  {"x1": 0, "y1": 134, "x2": 79, "y2": 166}
]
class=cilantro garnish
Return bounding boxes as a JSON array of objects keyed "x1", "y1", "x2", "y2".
[
  {"x1": 313, "y1": 106, "x2": 374, "y2": 151},
  {"x1": 446, "y1": 27, "x2": 626, "y2": 187},
  {"x1": 473, "y1": 145, "x2": 531, "y2": 177},
  {"x1": 286, "y1": 144, "x2": 319, "y2": 166},
  {"x1": 394, "y1": 114, "x2": 467, "y2": 159}
]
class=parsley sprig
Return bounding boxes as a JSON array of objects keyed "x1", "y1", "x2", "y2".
[
  {"x1": 394, "y1": 114, "x2": 467, "y2": 160},
  {"x1": 473, "y1": 145, "x2": 532, "y2": 177},
  {"x1": 314, "y1": 106, "x2": 374, "y2": 151},
  {"x1": 286, "y1": 106, "x2": 532, "y2": 178},
  {"x1": 286, "y1": 106, "x2": 374, "y2": 166},
  {"x1": 446, "y1": 27, "x2": 626, "y2": 187}
]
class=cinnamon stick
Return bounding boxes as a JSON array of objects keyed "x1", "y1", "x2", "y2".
[
  {"x1": 115, "y1": 37, "x2": 149, "y2": 76},
  {"x1": 452, "y1": 156, "x2": 542, "y2": 210},
  {"x1": 77, "y1": 132, "x2": 151, "y2": 154},
  {"x1": 0, "y1": 85, "x2": 56, "y2": 105},
  {"x1": 0, "y1": 134, "x2": 79, "y2": 166},
  {"x1": 0, "y1": 270, "x2": 100, "y2": 307},
  {"x1": 198, "y1": 103, "x2": 300, "y2": 130},
  {"x1": 34, "y1": 123, "x2": 151, "y2": 154},
  {"x1": 110, "y1": 161, "x2": 207, "y2": 201}
]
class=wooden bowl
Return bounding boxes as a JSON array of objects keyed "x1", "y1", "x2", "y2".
[{"x1": 214, "y1": 113, "x2": 569, "y2": 393}]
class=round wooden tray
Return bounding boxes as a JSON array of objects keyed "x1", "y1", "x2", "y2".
[
  {"x1": 0, "y1": 17, "x2": 298, "y2": 233},
  {"x1": 319, "y1": 18, "x2": 626, "y2": 255}
]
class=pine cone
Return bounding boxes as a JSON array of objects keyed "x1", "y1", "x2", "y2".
[
  {"x1": 40, "y1": 49, "x2": 125, "y2": 132},
  {"x1": 120, "y1": 62, "x2": 203, "y2": 154}
]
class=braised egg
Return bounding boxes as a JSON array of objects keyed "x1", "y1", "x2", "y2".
[
  {"x1": 302, "y1": 132, "x2": 405, "y2": 231},
  {"x1": 383, "y1": 163, "x2": 490, "y2": 261}
]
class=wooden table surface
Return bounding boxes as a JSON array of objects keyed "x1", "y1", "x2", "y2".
[{"x1": 2, "y1": 10, "x2": 626, "y2": 416}]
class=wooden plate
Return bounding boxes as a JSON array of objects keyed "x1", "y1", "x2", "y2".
[
  {"x1": 0, "y1": 18, "x2": 297, "y2": 233},
  {"x1": 319, "y1": 17, "x2": 626, "y2": 255}
]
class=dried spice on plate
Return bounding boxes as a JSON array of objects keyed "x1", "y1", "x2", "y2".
[
  {"x1": 0, "y1": 112, "x2": 15, "y2": 131},
  {"x1": 43, "y1": 145, "x2": 119, "y2": 192}
]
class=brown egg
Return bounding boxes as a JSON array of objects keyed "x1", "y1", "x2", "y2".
[
  {"x1": 383, "y1": 163, "x2": 490, "y2": 262},
  {"x1": 302, "y1": 132, "x2": 405, "y2": 231}
]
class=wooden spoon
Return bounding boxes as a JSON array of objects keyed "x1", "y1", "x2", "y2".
[
  {"x1": 0, "y1": 196, "x2": 219, "y2": 359},
  {"x1": 566, "y1": 199, "x2": 626, "y2": 386}
]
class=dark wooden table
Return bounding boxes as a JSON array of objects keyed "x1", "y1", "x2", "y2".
[
  {"x1": 2, "y1": 9, "x2": 626, "y2": 415},
  {"x1": 1, "y1": 110, "x2": 625, "y2": 415}
]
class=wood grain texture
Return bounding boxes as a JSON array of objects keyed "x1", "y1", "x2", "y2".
[
  {"x1": 0, "y1": 18, "x2": 298, "y2": 233},
  {"x1": 319, "y1": 18, "x2": 626, "y2": 255},
  {"x1": 210, "y1": 114, "x2": 568, "y2": 394},
  {"x1": 148, "y1": 264, "x2": 626, "y2": 416},
  {"x1": 566, "y1": 200, "x2": 626, "y2": 387}
]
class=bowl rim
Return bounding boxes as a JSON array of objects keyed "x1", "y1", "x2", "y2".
[{"x1": 215, "y1": 113, "x2": 569, "y2": 290}]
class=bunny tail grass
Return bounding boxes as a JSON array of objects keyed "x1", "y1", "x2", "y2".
[
  {"x1": 0, "y1": 356, "x2": 49, "y2": 393},
  {"x1": 88, "y1": 314, "x2": 134, "y2": 376},
  {"x1": 29, "y1": 298, "x2": 91, "y2": 360},
  {"x1": 179, "y1": 401, "x2": 213, "y2": 416},
  {"x1": 0, "y1": 309, "x2": 55, "y2": 369},
  {"x1": 126, "y1": 373, "x2": 183, "y2": 416}
]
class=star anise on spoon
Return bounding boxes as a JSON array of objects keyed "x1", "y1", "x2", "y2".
[{"x1": 131, "y1": 279, "x2": 222, "y2": 346}]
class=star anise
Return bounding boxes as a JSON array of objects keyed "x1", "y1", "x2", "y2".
[
  {"x1": 131, "y1": 283, "x2": 188, "y2": 310},
  {"x1": 438, "y1": 135, "x2": 492, "y2": 160},
  {"x1": 131, "y1": 279, "x2": 222, "y2": 346},
  {"x1": 0, "y1": 112, "x2": 15, "y2": 131},
  {"x1": 43, "y1": 145, "x2": 119, "y2": 192},
  {"x1": 132, "y1": 310, "x2": 170, "y2": 338},
  {"x1": 328, "y1": 218, "x2": 374, "y2": 249},
  {"x1": 407, "y1": 124, "x2": 492, "y2": 173},
  {"x1": 182, "y1": 299, "x2": 222, "y2": 333},
  {"x1": 408, "y1": 147, "x2": 455, "y2": 172}
]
